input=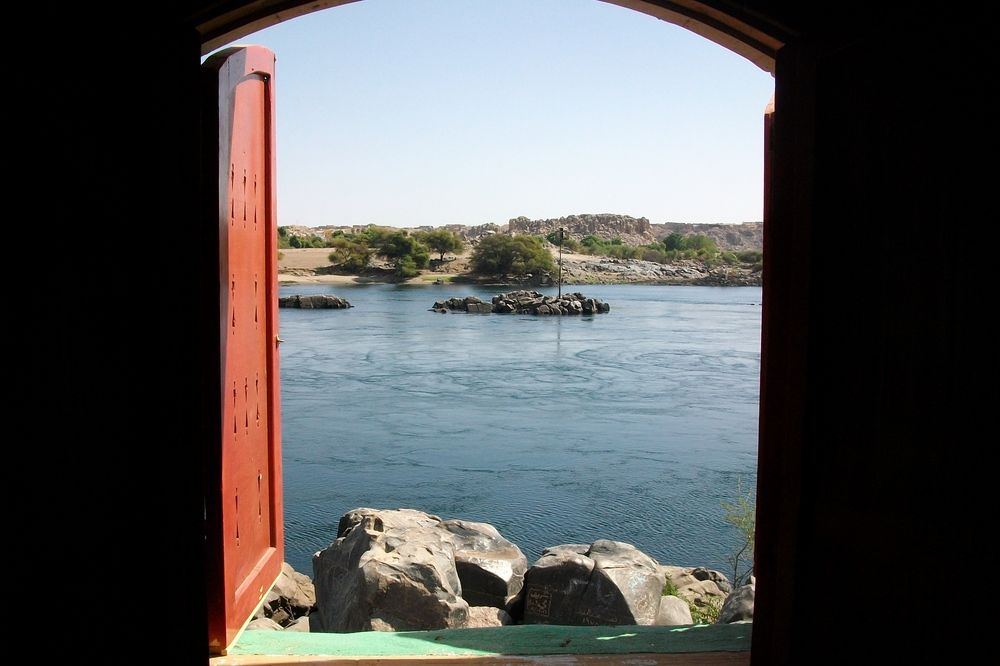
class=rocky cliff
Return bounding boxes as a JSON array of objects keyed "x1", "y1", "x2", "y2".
[{"x1": 508, "y1": 214, "x2": 654, "y2": 246}]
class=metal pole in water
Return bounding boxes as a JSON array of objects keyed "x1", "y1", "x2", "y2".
[{"x1": 557, "y1": 227, "x2": 563, "y2": 299}]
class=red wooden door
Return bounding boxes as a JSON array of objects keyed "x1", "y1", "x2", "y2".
[{"x1": 202, "y1": 45, "x2": 283, "y2": 654}]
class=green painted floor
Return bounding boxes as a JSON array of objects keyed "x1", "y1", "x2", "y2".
[{"x1": 230, "y1": 623, "x2": 752, "y2": 657}]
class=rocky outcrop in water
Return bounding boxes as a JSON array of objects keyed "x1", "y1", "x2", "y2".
[
  {"x1": 279, "y1": 294, "x2": 352, "y2": 309},
  {"x1": 432, "y1": 291, "x2": 609, "y2": 315}
]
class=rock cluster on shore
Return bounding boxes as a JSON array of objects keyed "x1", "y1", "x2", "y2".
[
  {"x1": 432, "y1": 291, "x2": 610, "y2": 315},
  {"x1": 562, "y1": 258, "x2": 761, "y2": 286},
  {"x1": 240, "y1": 508, "x2": 756, "y2": 635},
  {"x1": 278, "y1": 294, "x2": 352, "y2": 309},
  {"x1": 247, "y1": 562, "x2": 317, "y2": 632}
]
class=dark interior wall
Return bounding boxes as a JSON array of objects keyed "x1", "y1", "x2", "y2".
[
  {"x1": 13, "y1": 1, "x2": 991, "y2": 663},
  {"x1": 757, "y1": 7, "x2": 992, "y2": 661}
]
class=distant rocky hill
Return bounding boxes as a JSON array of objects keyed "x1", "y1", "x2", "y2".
[
  {"x1": 285, "y1": 216, "x2": 763, "y2": 251},
  {"x1": 651, "y1": 222, "x2": 762, "y2": 251},
  {"x1": 507, "y1": 214, "x2": 653, "y2": 246},
  {"x1": 506, "y1": 214, "x2": 762, "y2": 250}
]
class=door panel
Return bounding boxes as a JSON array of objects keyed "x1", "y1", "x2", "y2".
[{"x1": 202, "y1": 45, "x2": 283, "y2": 654}]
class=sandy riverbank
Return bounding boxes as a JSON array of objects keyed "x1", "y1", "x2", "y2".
[{"x1": 278, "y1": 248, "x2": 472, "y2": 285}]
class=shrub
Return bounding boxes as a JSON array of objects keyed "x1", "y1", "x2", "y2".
[
  {"x1": 471, "y1": 234, "x2": 554, "y2": 277},
  {"x1": 690, "y1": 597, "x2": 723, "y2": 625},
  {"x1": 721, "y1": 476, "x2": 756, "y2": 588}
]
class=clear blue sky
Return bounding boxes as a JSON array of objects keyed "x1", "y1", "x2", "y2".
[{"x1": 217, "y1": 0, "x2": 774, "y2": 229}]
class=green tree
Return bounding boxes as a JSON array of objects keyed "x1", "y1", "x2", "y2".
[
  {"x1": 721, "y1": 477, "x2": 756, "y2": 587},
  {"x1": 277, "y1": 226, "x2": 291, "y2": 249},
  {"x1": 470, "y1": 234, "x2": 555, "y2": 277},
  {"x1": 374, "y1": 231, "x2": 429, "y2": 278},
  {"x1": 663, "y1": 232, "x2": 686, "y2": 251},
  {"x1": 417, "y1": 229, "x2": 464, "y2": 261},
  {"x1": 327, "y1": 237, "x2": 371, "y2": 272}
]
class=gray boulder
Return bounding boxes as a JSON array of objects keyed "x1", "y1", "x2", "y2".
[
  {"x1": 718, "y1": 582, "x2": 755, "y2": 623},
  {"x1": 541, "y1": 544, "x2": 590, "y2": 557},
  {"x1": 692, "y1": 567, "x2": 733, "y2": 594},
  {"x1": 661, "y1": 565, "x2": 729, "y2": 612},
  {"x1": 440, "y1": 519, "x2": 528, "y2": 608},
  {"x1": 247, "y1": 617, "x2": 283, "y2": 631},
  {"x1": 655, "y1": 595, "x2": 693, "y2": 626},
  {"x1": 466, "y1": 606, "x2": 512, "y2": 628},
  {"x1": 312, "y1": 510, "x2": 469, "y2": 632},
  {"x1": 285, "y1": 616, "x2": 311, "y2": 632},
  {"x1": 520, "y1": 539, "x2": 665, "y2": 626},
  {"x1": 335, "y1": 507, "x2": 442, "y2": 538},
  {"x1": 273, "y1": 561, "x2": 316, "y2": 611}
]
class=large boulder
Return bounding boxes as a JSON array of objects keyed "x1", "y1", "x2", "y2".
[
  {"x1": 520, "y1": 539, "x2": 665, "y2": 626},
  {"x1": 312, "y1": 508, "x2": 526, "y2": 633},
  {"x1": 439, "y1": 519, "x2": 528, "y2": 608},
  {"x1": 718, "y1": 582, "x2": 755, "y2": 623},
  {"x1": 312, "y1": 510, "x2": 469, "y2": 632},
  {"x1": 655, "y1": 595, "x2": 693, "y2": 626}
]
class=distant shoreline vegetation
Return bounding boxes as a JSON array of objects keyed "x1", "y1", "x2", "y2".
[{"x1": 277, "y1": 217, "x2": 763, "y2": 283}]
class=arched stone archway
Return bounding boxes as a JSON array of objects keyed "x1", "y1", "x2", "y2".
[{"x1": 193, "y1": 0, "x2": 789, "y2": 72}]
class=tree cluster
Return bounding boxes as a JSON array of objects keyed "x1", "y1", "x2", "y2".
[{"x1": 470, "y1": 234, "x2": 555, "y2": 277}]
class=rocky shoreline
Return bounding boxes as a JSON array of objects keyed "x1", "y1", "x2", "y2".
[
  {"x1": 560, "y1": 258, "x2": 761, "y2": 286},
  {"x1": 278, "y1": 252, "x2": 761, "y2": 287},
  {"x1": 249, "y1": 508, "x2": 754, "y2": 634}
]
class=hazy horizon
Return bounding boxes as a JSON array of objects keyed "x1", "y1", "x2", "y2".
[{"x1": 282, "y1": 216, "x2": 764, "y2": 231}]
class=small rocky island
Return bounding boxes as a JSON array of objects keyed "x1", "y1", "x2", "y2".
[
  {"x1": 432, "y1": 290, "x2": 610, "y2": 315},
  {"x1": 279, "y1": 294, "x2": 352, "y2": 309}
]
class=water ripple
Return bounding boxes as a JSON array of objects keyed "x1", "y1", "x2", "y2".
[{"x1": 278, "y1": 284, "x2": 761, "y2": 574}]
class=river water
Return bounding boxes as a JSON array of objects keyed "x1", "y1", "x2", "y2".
[{"x1": 278, "y1": 283, "x2": 761, "y2": 577}]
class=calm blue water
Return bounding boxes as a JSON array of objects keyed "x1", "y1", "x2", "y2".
[{"x1": 278, "y1": 283, "x2": 761, "y2": 577}]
